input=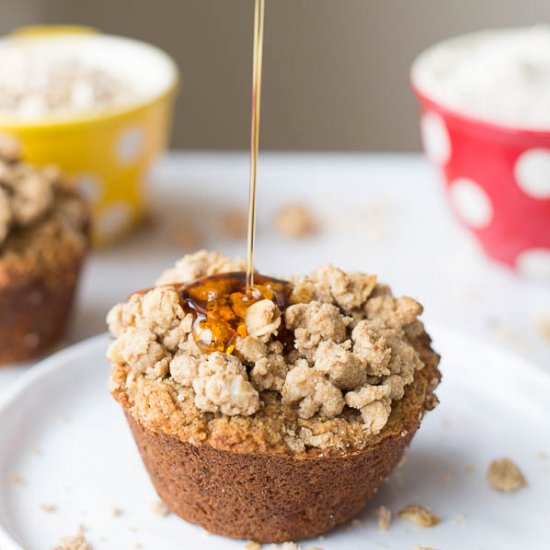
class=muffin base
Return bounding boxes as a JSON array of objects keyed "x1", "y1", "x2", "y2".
[
  {"x1": 125, "y1": 411, "x2": 413, "y2": 543},
  {"x1": 118, "y1": 329, "x2": 440, "y2": 543},
  {"x1": 0, "y1": 254, "x2": 85, "y2": 364}
]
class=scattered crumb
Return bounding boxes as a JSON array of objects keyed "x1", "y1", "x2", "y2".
[
  {"x1": 275, "y1": 203, "x2": 317, "y2": 238},
  {"x1": 397, "y1": 455, "x2": 407, "y2": 468},
  {"x1": 440, "y1": 472, "x2": 453, "y2": 484},
  {"x1": 269, "y1": 544, "x2": 325, "y2": 550},
  {"x1": 51, "y1": 531, "x2": 92, "y2": 550},
  {"x1": 538, "y1": 451, "x2": 548, "y2": 461},
  {"x1": 398, "y1": 505, "x2": 441, "y2": 528},
  {"x1": 350, "y1": 518, "x2": 363, "y2": 527},
  {"x1": 453, "y1": 513, "x2": 466, "y2": 522},
  {"x1": 374, "y1": 505, "x2": 392, "y2": 531},
  {"x1": 536, "y1": 314, "x2": 550, "y2": 342},
  {"x1": 245, "y1": 543, "x2": 261, "y2": 550},
  {"x1": 33, "y1": 447, "x2": 43, "y2": 456},
  {"x1": 128, "y1": 526, "x2": 138, "y2": 533},
  {"x1": 464, "y1": 463, "x2": 475, "y2": 474},
  {"x1": 40, "y1": 503, "x2": 57, "y2": 513},
  {"x1": 487, "y1": 457, "x2": 527, "y2": 492},
  {"x1": 221, "y1": 208, "x2": 248, "y2": 239},
  {"x1": 151, "y1": 499, "x2": 170, "y2": 516},
  {"x1": 139, "y1": 210, "x2": 159, "y2": 231},
  {"x1": 109, "y1": 506, "x2": 122, "y2": 518},
  {"x1": 9, "y1": 472, "x2": 25, "y2": 485},
  {"x1": 77, "y1": 525, "x2": 87, "y2": 534},
  {"x1": 416, "y1": 546, "x2": 437, "y2": 550},
  {"x1": 134, "y1": 544, "x2": 143, "y2": 549},
  {"x1": 361, "y1": 199, "x2": 394, "y2": 243},
  {"x1": 56, "y1": 414, "x2": 70, "y2": 424},
  {"x1": 487, "y1": 319, "x2": 526, "y2": 351},
  {"x1": 172, "y1": 220, "x2": 202, "y2": 250},
  {"x1": 393, "y1": 470, "x2": 406, "y2": 487}
]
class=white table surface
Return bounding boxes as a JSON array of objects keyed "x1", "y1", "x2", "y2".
[{"x1": 0, "y1": 151, "x2": 548, "y2": 394}]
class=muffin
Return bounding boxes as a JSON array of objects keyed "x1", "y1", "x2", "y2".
[
  {"x1": 0, "y1": 133, "x2": 89, "y2": 364},
  {"x1": 107, "y1": 250, "x2": 441, "y2": 543}
]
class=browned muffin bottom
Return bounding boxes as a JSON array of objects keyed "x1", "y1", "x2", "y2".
[
  {"x1": 118, "y1": 333, "x2": 440, "y2": 543},
  {"x1": 0, "y1": 191, "x2": 88, "y2": 364}
]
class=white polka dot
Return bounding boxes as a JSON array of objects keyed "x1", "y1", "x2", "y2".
[
  {"x1": 515, "y1": 149, "x2": 550, "y2": 199},
  {"x1": 75, "y1": 173, "x2": 103, "y2": 204},
  {"x1": 516, "y1": 248, "x2": 550, "y2": 281},
  {"x1": 116, "y1": 126, "x2": 144, "y2": 165},
  {"x1": 449, "y1": 178, "x2": 493, "y2": 228},
  {"x1": 421, "y1": 111, "x2": 451, "y2": 165},
  {"x1": 97, "y1": 202, "x2": 132, "y2": 239}
]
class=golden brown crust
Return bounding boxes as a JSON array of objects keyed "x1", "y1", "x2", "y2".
[
  {"x1": 0, "y1": 234, "x2": 86, "y2": 364},
  {"x1": 112, "y1": 329, "x2": 440, "y2": 457},
  {"x1": 120, "y1": 342, "x2": 440, "y2": 542}
]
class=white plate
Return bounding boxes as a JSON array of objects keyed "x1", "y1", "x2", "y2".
[{"x1": 0, "y1": 327, "x2": 548, "y2": 550}]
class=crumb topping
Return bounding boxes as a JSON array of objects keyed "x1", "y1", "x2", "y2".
[
  {"x1": 108, "y1": 250, "x2": 440, "y2": 455},
  {"x1": 487, "y1": 457, "x2": 527, "y2": 492},
  {"x1": 0, "y1": 134, "x2": 88, "y2": 280}
]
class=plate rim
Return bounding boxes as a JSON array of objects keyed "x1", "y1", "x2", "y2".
[
  {"x1": 0, "y1": 333, "x2": 110, "y2": 550},
  {"x1": 0, "y1": 325, "x2": 548, "y2": 550}
]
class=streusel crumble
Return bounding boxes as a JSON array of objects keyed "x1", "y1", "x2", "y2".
[{"x1": 108, "y1": 250, "x2": 438, "y2": 455}]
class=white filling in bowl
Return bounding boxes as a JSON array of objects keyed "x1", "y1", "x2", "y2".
[
  {"x1": 0, "y1": 32, "x2": 178, "y2": 124},
  {"x1": 412, "y1": 26, "x2": 550, "y2": 130}
]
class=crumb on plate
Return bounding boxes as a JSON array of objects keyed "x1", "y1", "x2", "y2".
[
  {"x1": 9, "y1": 472, "x2": 25, "y2": 485},
  {"x1": 51, "y1": 532, "x2": 92, "y2": 550},
  {"x1": 109, "y1": 506, "x2": 122, "y2": 517},
  {"x1": 40, "y1": 503, "x2": 57, "y2": 513},
  {"x1": 151, "y1": 499, "x2": 170, "y2": 516},
  {"x1": 536, "y1": 314, "x2": 550, "y2": 342},
  {"x1": 275, "y1": 203, "x2": 317, "y2": 238},
  {"x1": 487, "y1": 457, "x2": 527, "y2": 492},
  {"x1": 374, "y1": 505, "x2": 392, "y2": 531},
  {"x1": 221, "y1": 208, "x2": 248, "y2": 239},
  {"x1": 398, "y1": 505, "x2": 441, "y2": 527}
]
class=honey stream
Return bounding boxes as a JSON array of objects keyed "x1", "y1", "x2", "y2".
[
  {"x1": 245, "y1": 0, "x2": 265, "y2": 289},
  {"x1": 176, "y1": 0, "x2": 283, "y2": 356}
]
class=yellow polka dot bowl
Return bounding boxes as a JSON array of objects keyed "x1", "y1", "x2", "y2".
[{"x1": 0, "y1": 26, "x2": 179, "y2": 246}]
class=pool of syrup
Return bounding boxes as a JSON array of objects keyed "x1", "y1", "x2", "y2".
[{"x1": 179, "y1": 272, "x2": 290, "y2": 355}]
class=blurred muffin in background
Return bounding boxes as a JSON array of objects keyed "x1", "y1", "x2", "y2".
[{"x1": 0, "y1": 133, "x2": 89, "y2": 364}]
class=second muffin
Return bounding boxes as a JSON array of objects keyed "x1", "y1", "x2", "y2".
[{"x1": 0, "y1": 134, "x2": 89, "y2": 364}]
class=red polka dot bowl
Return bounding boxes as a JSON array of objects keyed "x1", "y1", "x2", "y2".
[{"x1": 411, "y1": 65, "x2": 550, "y2": 282}]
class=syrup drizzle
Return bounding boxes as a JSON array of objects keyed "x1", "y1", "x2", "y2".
[
  {"x1": 167, "y1": 1, "x2": 274, "y2": 356},
  {"x1": 245, "y1": 0, "x2": 266, "y2": 290}
]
